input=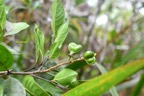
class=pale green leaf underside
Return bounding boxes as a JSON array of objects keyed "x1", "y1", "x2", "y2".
[
  {"x1": 63, "y1": 59, "x2": 144, "y2": 96},
  {"x1": 51, "y1": 0, "x2": 65, "y2": 37},
  {"x1": 54, "y1": 68, "x2": 78, "y2": 86},
  {"x1": 23, "y1": 75, "x2": 50, "y2": 96},
  {"x1": 4, "y1": 21, "x2": 29, "y2": 36},
  {"x1": 3, "y1": 77, "x2": 26, "y2": 96}
]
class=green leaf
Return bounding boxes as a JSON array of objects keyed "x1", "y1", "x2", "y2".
[
  {"x1": 34, "y1": 25, "x2": 45, "y2": 62},
  {"x1": 67, "y1": 60, "x2": 87, "y2": 70},
  {"x1": 95, "y1": 63, "x2": 119, "y2": 96},
  {"x1": 3, "y1": 77, "x2": 26, "y2": 96},
  {"x1": 0, "y1": 0, "x2": 6, "y2": 41},
  {"x1": 49, "y1": 21, "x2": 69, "y2": 59},
  {"x1": 1, "y1": 42, "x2": 19, "y2": 54},
  {"x1": 0, "y1": 43, "x2": 14, "y2": 71},
  {"x1": 23, "y1": 75, "x2": 50, "y2": 96},
  {"x1": 0, "y1": 86, "x2": 3, "y2": 96},
  {"x1": 25, "y1": 88, "x2": 35, "y2": 96},
  {"x1": 63, "y1": 59, "x2": 144, "y2": 96},
  {"x1": 131, "y1": 73, "x2": 144, "y2": 96},
  {"x1": 54, "y1": 20, "x2": 69, "y2": 46},
  {"x1": 54, "y1": 68, "x2": 78, "y2": 86},
  {"x1": 118, "y1": 39, "x2": 144, "y2": 66},
  {"x1": 36, "y1": 79, "x2": 62, "y2": 95},
  {"x1": 49, "y1": 42, "x2": 60, "y2": 59},
  {"x1": 4, "y1": 21, "x2": 29, "y2": 36},
  {"x1": 51, "y1": 0, "x2": 65, "y2": 37},
  {"x1": 0, "y1": 0, "x2": 6, "y2": 30}
]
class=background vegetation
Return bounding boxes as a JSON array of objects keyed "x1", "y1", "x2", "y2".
[{"x1": 0, "y1": 0, "x2": 144, "y2": 96}]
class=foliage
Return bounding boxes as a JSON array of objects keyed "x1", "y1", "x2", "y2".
[
  {"x1": 0, "y1": 43, "x2": 14, "y2": 71},
  {"x1": 0, "y1": 0, "x2": 6, "y2": 41},
  {"x1": 0, "y1": 0, "x2": 144, "y2": 96},
  {"x1": 34, "y1": 25, "x2": 45, "y2": 62},
  {"x1": 3, "y1": 77, "x2": 26, "y2": 96},
  {"x1": 63, "y1": 59, "x2": 144, "y2": 96},
  {"x1": 23, "y1": 75, "x2": 50, "y2": 96}
]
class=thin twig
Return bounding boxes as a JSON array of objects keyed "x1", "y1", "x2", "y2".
[
  {"x1": 30, "y1": 74, "x2": 53, "y2": 83},
  {"x1": 0, "y1": 57, "x2": 84, "y2": 75}
]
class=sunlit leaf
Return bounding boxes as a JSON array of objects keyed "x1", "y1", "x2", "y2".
[
  {"x1": 34, "y1": 25, "x2": 45, "y2": 62},
  {"x1": 4, "y1": 21, "x2": 29, "y2": 36},
  {"x1": 0, "y1": 43, "x2": 14, "y2": 71},
  {"x1": 63, "y1": 59, "x2": 144, "y2": 96},
  {"x1": 49, "y1": 21, "x2": 69, "y2": 59},
  {"x1": 23, "y1": 75, "x2": 50, "y2": 96},
  {"x1": 3, "y1": 77, "x2": 26, "y2": 96},
  {"x1": 96, "y1": 63, "x2": 119, "y2": 96},
  {"x1": 54, "y1": 68, "x2": 78, "y2": 86},
  {"x1": 51, "y1": 0, "x2": 65, "y2": 37}
]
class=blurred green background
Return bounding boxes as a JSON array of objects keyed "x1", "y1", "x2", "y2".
[{"x1": 3, "y1": 0, "x2": 144, "y2": 95}]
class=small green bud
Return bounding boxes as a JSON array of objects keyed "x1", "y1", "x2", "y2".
[
  {"x1": 85, "y1": 57, "x2": 96, "y2": 65},
  {"x1": 84, "y1": 51, "x2": 95, "y2": 59},
  {"x1": 68, "y1": 42, "x2": 82, "y2": 55}
]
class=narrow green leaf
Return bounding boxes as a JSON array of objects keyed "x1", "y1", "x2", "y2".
[
  {"x1": 34, "y1": 25, "x2": 45, "y2": 62},
  {"x1": 3, "y1": 77, "x2": 26, "y2": 96},
  {"x1": 54, "y1": 68, "x2": 78, "y2": 86},
  {"x1": 96, "y1": 63, "x2": 119, "y2": 96},
  {"x1": 49, "y1": 21, "x2": 69, "y2": 59},
  {"x1": 0, "y1": 43, "x2": 14, "y2": 71},
  {"x1": 0, "y1": 86, "x2": 3, "y2": 96},
  {"x1": 0, "y1": 0, "x2": 6, "y2": 41},
  {"x1": 115, "y1": 39, "x2": 144, "y2": 67},
  {"x1": 51, "y1": 0, "x2": 65, "y2": 37},
  {"x1": 131, "y1": 73, "x2": 144, "y2": 96},
  {"x1": 4, "y1": 21, "x2": 29, "y2": 36},
  {"x1": 23, "y1": 75, "x2": 50, "y2": 96},
  {"x1": 63, "y1": 59, "x2": 144, "y2": 96}
]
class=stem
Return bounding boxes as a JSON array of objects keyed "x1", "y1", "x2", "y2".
[{"x1": 0, "y1": 57, "x2": 84, "y2": 75}]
